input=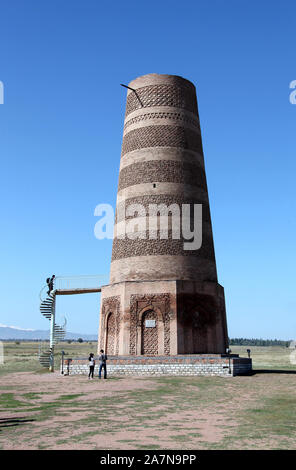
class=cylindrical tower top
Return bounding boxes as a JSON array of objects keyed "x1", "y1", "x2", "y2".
[
  {"x1": 110, "y1": 73, "x2": 218, "y2": 284},
  {"x1": 127, "y1": 73, "x2": 196, "y2": 92},
  {"x1": 124, "y1": 74, "x2": 198, "y2": 122}
]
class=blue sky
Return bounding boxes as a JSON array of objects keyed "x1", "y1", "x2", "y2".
[{"x1": 0, "y1": 0, "x2": 295, "y2": 338}]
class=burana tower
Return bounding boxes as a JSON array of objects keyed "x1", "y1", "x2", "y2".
[{"x1": 98, "y1": 73, "x2": 228, "y2": 356}]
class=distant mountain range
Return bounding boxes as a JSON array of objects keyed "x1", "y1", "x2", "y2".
[{"x1": 0, "y1": 325, "x2": 97, "y2": 341}]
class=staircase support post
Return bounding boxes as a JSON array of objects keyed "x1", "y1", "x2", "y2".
[{"x1": 49, "y1": 294, "x2": 55, "y2": 372}]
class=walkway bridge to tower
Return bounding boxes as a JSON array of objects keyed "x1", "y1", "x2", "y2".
[{"x1": 39, "y1": 275, "x2": 107, "y2": 371}]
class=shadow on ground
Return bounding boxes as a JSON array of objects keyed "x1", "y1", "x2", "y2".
[
  {"x1": 0, "y1": 417, "x2": 35, "y2": 429},
  {"x1": 252, "y1": 369, "x2": 296, "y2": 374}
]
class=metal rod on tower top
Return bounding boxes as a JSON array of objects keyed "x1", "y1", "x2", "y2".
[
  {"x1": 120, "y1": 84, "x2": 135, "y2": 91},
  {"x1": 120, "y1": 84, "x2": 143, "y2": 107}
]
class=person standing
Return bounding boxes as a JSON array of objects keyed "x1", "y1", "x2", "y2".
[
  {"x1": 46, "y1": 277, "x2": 51, "y2": 295},
  {"x1": 98, "y1": 349, "x2": 107, "y2": 379},
  {"x1": 46, "y1": 274, "x2": 55, "y2": 295},
  {"x1": 88, "y1": 353, "x2": 95, "y2": 379},
  {"x1": 49, "y1": 274, "x2": 55, "y2": 293}
]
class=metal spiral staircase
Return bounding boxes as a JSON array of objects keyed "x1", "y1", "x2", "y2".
[
  {"x1": 39, "y1": 287, "x2": 67, "y2": 371},
  {"x1": 38, "y1": 275, "x2": 104, "y2": 371}
]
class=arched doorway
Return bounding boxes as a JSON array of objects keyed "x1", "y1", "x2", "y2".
[
  {"x1": 106, "y1": 312, "x2": 115, "y2": 355},
  {"x1": 141, "y1": 310, "x2": 158, "y2": 355}
]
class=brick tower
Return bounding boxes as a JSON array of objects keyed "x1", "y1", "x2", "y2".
[{"x1": 98, "y1": 73, "x2": 228, "y2": 356}]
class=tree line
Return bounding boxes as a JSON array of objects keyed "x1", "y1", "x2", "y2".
[{"x1": 229, "y1": 338, "x2": 291, "y2": 347}]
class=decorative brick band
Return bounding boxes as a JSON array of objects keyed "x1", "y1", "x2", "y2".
[
  {"x1": 118, "y1": 160, "x2": 206, "y2": 192},
  {"x1": 109, "y1": 255, "x2": 218, "y2": 284},
  {"x1": 111, "y1": 233, "x2": 216, "y2": 261},
  {"x1": 125, "y1": 84, "x2": 198, "y2": 117},
  {"x1": 119, "y1": 148, "x2": 205, "y2": 172},
  {"x1": 121, "y1": 125, "x2": 202, "y2": 157},
  {"x1": 124, "y1": 111, "x2": 200, "y2": 132},
  {"x1": 115, "y1": 195, "x2": 211, "y2": 223},
  {"x1": 116, "y1": 183, "x2": 209, "y2": 206}
]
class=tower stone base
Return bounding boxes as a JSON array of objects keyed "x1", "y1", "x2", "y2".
[
  {"x1": 98, "y1": 280, "x2": 228, "y2": 356},
  {"x1": 62, "y1": 355, "x2": 252, "y2": 377}
]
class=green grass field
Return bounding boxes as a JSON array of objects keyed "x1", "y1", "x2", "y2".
[
  {"x1": 0, "y1": 342, "x2": 295, "y2": 450},
  {"x1": 231, "y1": 345, "x2": 295, "y2": 370},
  {"x1": 0, "y1": 341, "x2": 294, "y2": 377},
  {"x1": 0, "y1": 341, "x2": 97, "y2": 376}
]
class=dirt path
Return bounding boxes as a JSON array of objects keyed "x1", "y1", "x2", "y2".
[{"x1": 0, "y1": 371, "x2": 295, "y2": 449}]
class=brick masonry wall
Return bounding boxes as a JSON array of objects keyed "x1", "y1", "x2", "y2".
[
  {"x1": 118, "y1": 160, "x2": 206, "y2": 191},
  {"x1": 110, "y1": 74, "x2": 219, "y2": 284},
  {"x1": 111, "y1": 232, "x2": 216, "y2": 260},
  {"x1": 115, "y1": 195, "x2": 212, "y2": 223},
  {"x1": 125, "y1": 83, "x2": 198, "y2": 117},
  {"x1": 61, "y1": 355, "x2": 252, "y2": 377},
  {"x1": 121, "y1": 125, "x2": 202, "y2": 157},
  {"x1": 104, "y1": 74, "x2": 229, "y2": 355}
]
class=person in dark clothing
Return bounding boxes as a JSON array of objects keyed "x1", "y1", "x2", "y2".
[
  {"x1": 88, "y1": 353, "x2": 95, "y2": 379},
  {"x1": 46, "y1": 277, "x2": 51, "y2": 295},
  {"x1": 49, "y1": 275, "x2": 55, "y2": 293},
  {"x1": 98, "y1": 349, "x2": 107, "y2": 379}
]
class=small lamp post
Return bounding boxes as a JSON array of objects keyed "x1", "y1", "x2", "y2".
[
  {"x1": 226, "y1": 348, "x2": 232, "y2": 374},
  {"x1": 65, "y1": 358, "x2": 72, "y2": 376}
]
